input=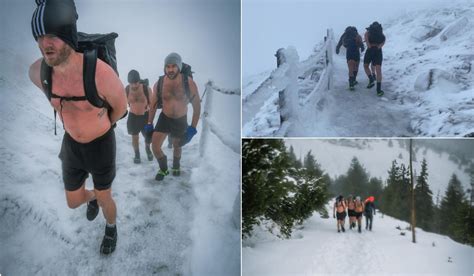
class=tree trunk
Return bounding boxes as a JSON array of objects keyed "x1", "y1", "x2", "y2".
[{"x1": 410, "y1": 139, "x2": 416, "y2": 243}]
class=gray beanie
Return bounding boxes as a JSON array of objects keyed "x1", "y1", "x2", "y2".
[{"x1": 164, "y1": 52, "x2": 182, "y2": 71}]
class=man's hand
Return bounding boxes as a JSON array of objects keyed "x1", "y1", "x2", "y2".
[{"x1": 144, "y1": 123, "x2": 154, "y2": 133}]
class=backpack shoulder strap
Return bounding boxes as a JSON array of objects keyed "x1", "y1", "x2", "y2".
[
  {"x1": 40, "y1": 59, "x2": 53, "y2": 101},
  {"x1": 83, "y1": 49, "x2": 110, "y2": 109},
  {"x1": 158, "y1": 75, "x2": 164, "y2": 98},
  {"x1": 182, "y1": 74, "x2": 195, "y2": 103},
  {"x1": 143, "y1": 83, "x2": 150, "y2": 105}
]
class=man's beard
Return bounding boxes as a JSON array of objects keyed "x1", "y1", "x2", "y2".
[
  {"x1": 43, "y1": 44, "x2": 72, "y2": 67},
  {"x1": 166, "y1": 71, "x2": 178, "y2": 80}
]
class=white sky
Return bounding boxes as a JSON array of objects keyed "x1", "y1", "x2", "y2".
[{"x1": 242, "y1": 0, "x2": 458, "y2": 78}]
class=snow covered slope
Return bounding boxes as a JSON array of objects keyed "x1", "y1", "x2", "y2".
[
  {"x1": 243, "y1": 2, "x2": 474, "y2": 137},
  {"x1": 286, "y1": 139, "x2": 473, "y2": 199},
  {"x1": 243, "y1": 202, "x2": 473, "y2": 275},
  {"x1": 0, "y1": 1, "x2": 240, "y2": 275}
]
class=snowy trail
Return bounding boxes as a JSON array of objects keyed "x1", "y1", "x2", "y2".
[
  {"x1": 243, "y1": 202, "x2": 474, "y2": 275},
  {"x1": 287, "y1": 54, "x2": 415, "y2": 137}
]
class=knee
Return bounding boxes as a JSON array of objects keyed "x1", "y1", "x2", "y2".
[{"x1": 95, "y1": 189, "x2": 113, "y2": 207}]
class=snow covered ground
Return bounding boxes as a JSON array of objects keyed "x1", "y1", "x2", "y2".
[
  {"x1": 243, "y1": 201, "x2": 474, "y2": 275},
  {"x1": 242, "y1": 1, "x2": 474, "y2": 137},
  {"x1": 0, "y1": 1, "x2": 240, "y2": 275}
]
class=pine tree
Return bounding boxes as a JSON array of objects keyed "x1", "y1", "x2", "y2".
[
  {"x1": 242, "y1": 139, "x2": 293, "y2": 237},
  {"x1": 414, "y1": 158, "x2": 434, "y2": 231},
  {"x1": 341, "y1": 157, "x2": 369, "y2": 197},
  {"x1": 439, "y1": 174, "x2": 466, "y2": 241}
]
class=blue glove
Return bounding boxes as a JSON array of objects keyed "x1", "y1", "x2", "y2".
[
  {"x1": 180, "y1": 126, "x2": 197, "y2": 146},
  {"x1": 144, "y1": 123, "x2": 154, "y2": 133}
]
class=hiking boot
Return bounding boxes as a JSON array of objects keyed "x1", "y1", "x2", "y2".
[
  {"x1": 171, "y1": 168, "x2": 180, "y2": 176},
  {"x1": 349, "y1": 84, "x2": 355, "y2": 91},
  {"x1": 377, "y1": 90, "x2": 384, "y2": 96},
  {"x1": 338, "y1": 229, "x2": 341, "y2": 233},
  {"x1": 352, "y1": 222, "x2": 356, "y2": 228},
  {"x1": 86, "y1": 199, "x2": 99, "y2": 221},
  {"x1": 155, "y1": 169, "x2": 169, "y2": 181},
  {"x1": 367, "y1": 81, "x2": 375, "y2": 89},
  {"x1": 133, "y1": 156, "x2": 141, "y2": 164},
  {"x1": 358, "y1": 225, "x2": 362, "y2": 233},
  {"x1": 341, "y1": 225, "x2": 345, "y2": 232},
  {"x1": 100, "y1": 225, "x2": 117, "y2": 255},
  {"x1": 353, "y1": 80, "x2": 359, "y2": 85}
]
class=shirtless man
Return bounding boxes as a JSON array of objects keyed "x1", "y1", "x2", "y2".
[
  {"x1": 126, "y1": 70, "x2": 153, "y2": 163},
  {"x1": 354, "y1": 196, "x2": 365, "y2": 233},
  {"x1": 347, "y1": 194, "x2": 357, "y2": 229},
  {"x1": 28, "y1": 0, "x2": 127, "y2": 255},
  {"x1": 363, "y1": 21, "x2": 386, "y2": 96},
  {"x1": 333, "y1": 195, "x2": 347, "y2": 233},
  {"x1": 146, "y1": 53, "x2": 201, "y2": 181}
]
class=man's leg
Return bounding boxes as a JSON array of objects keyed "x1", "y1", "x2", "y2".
[
  {"x1": 172, "y1": 137, "x2": 182, "y2": 176},
  {"x1": 348, "y1": 60, "x2": 356, "y2": 89},
  {"x1": 96, "y1": 188, "x2": 117, "y2": 255},
  {"x1": 375, "y1": 64, "x2": 383, "y2": 95},
  {"x1": 65, "y1": 181, "x2": 94, "y2": 209},
  {"x1": 132, "y1": 134, "x2": 140, "y2": 163},
  {"x1": 152, "y1": 131, "x2": 169, "y2": 180}
]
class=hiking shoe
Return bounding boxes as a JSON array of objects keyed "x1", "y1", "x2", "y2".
[
  {"x1": 171, "y1": 168, "x2": 180, "y2": 176},
  {"x1": 377, "y1": 90, "x2": 384, "y2": 96},
  {"x1": 146, "y1": 151, "x2": 153, "y2": 161},
  {"x1": 338, "y1": 229, "x2": 341, "y2": 233},
  {"x1": 341, "y1": 226, "x2": 345, "y2": 232},
  {"x1": 100, "y1": 225, "x2": 117, "y2": 255},
  {"x1": 358, "y1": 225, "x2": 362, "y2": 233},
  {"x1": 86, "y1": 199, "x2": 99, "y2": 221},
  {"x1": 367, "y1": 81, "x2": 375, "y2": 89},
  {"x1": 353, "y1": 80, "x2": 359, "y2": 85},
  {"x1": 133, "y1": 157, "x2": 141, "y2": 164},
  {"x1": 155, "y1": 169, "x2": 169, "y2": 181}
]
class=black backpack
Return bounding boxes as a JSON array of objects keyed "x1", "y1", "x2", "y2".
[
  {"x1": 40, "y1": 32, "x2": 120, "y2": 134},
  {"x1": 126, "y1": 78, "x2": 150, "y2": 105},
  {"x1": 343, "y1": 27, "x2": 357, "y2": 48},
  {"x1": 368, "y1": 23, "x2": 385, "y2": 44},
  {"x1": 156, "y1": 62, "x2": 194, "y2": 109}
]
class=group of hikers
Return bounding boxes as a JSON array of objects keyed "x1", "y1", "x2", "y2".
[
  {"x1": 28, "y1": 0, "x2": 200, "y2": 254},
  {"x1": 333, "y1": 195, "x2": 376, "y2": 233},
  {"x1": 336, "y1": 21, "x2": 386, "y2": 96}
]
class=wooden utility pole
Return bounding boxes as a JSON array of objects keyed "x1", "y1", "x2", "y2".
[{"x1": 409, "y1": 139, "x2": 416, "y2": 243}]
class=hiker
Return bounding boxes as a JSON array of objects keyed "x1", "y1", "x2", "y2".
[
  {"x1": 333, "y1": 195, "x2": 347, "y2": 233},
  {"x1": 363, "y1": 21, "x2": 386, "y2": 96},
  {"x1": 126, "y1": 70, "x2": 153, "y2": 163},
  {"x1": 346, "y1": 194, "x2": 357, "y2": 229},
  {"x1": 354, "y1": 196, "x2": 365, "y2": 233},
  {"x1": 364, "y1": 196, "x2": 376, "y2": 231},
  {"x1": 28, "y1": 0, "x2": 126, "y2": 255},
  {"x1": 145, "y1": 53, "x2": 201, "y2": 181},
  {"x1": 336, "y1": 26, "x2": 365, "y2": 90}
]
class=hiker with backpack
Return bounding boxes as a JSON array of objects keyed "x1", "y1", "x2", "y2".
[
  {"x1": 354, "y1": 196, "x2": 365, "y2": 233},
  {"x1": 363, "y1": 21, "x2": 386, "y2": 96},
  {"x1": 364, "y1": 196, "x2": 376, "y2": 231},
  {"x1": 28, "y1": 0, "x2": 126, "y2": 255},
  {"x1": 346, "y1": 194, "x2": 357, "y2": 230},
  {"x1": 126, "y1": 70, "x2": 153, "y2": 164},
  {"x1": 333, "y1": 195, "x2": 347, "y2": 233},
  {"x1": 145, "y1": 53, "x2": 201, "y2": 181},
  {"x1": 336, "y1": 26, "x2": 365, "y2": 90}
]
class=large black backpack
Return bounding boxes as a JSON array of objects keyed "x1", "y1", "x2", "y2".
[
  {"x1": 126, "y1": 78, "x2": 150, "y2": 105},
  {"x1": 343, "y1": 27, "x2": 357, "y2": 48},
  {"x1": 40, "y1": 32, "x2": 119, "y2": 134},
  {"x1": 368, "y1": 23, "x2": 385, "y2": 44},
  {"x1": 155, "y1": 62, "x2": 194, "y2": 109}
]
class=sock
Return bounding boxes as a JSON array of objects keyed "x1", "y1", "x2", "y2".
[
  {"x1": 173, "y1": 156, "x2": 181, "y2": 169},
  {"x1": 372, "y1": 74, "x2": 376, "y2": 81},
  {"x1": 158, "y1": 155, "x2": 168, "y2": 171},
  {"x1": 145, "y1": 144, "x2": 152, "y2": 154},
  {"x1": 368, "y1": 74, "x2": 374, "y2": 83},
  {"x1": 105, "y1": 223, "x2": 116, "y2": 236},
  {"x1": 134, "y1": 148, "x2": 140, "y2": 158},
  {"x1": 89, "y1": 199, "x2": 98, "y2": 207},
  {"x1": 353, "y1": 71, "x2": 358, "y2": 80},
  {"x1": 377, "y1": 82, "x2": 382, "y2": 91}
]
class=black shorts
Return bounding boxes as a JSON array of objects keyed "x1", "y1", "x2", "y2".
[
  {"x1": 346, "y1": 47, "x2": 360, "y2": 62},
  {"x1": 336, "y1": 211, "x2": 347, "y2": 220},
  {"x1": 127, "y1": 111, "x2": 151, "y2": 143},
  {"x1": 355, "y1": 212, "x2": 363, "y2": 219},
  {"x1": 154, "y1": 112, "x2": 187, "y2": 139},
  {"x1": 59, "y1": 128, "x2": 116, "y2": 191},
  {"x1": 363, "y1": 47, "x2": 383, "y2": 66},
  {"x1": 348, "y1": 209, "x2": 356, "y2": 217}
]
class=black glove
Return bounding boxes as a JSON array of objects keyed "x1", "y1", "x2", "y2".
[{"x1": 335, "y1": 48, "x2": 340, "y2": 55}]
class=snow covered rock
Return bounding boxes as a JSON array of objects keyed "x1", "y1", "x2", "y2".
[
  {"x1": 439, "y1": 17, "x2": 469, "y2": 41},
  {"x1": 414, "y1": 68, "x2": 455, "y2": 91}
]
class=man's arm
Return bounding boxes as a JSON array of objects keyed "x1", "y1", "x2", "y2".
[
  {"x1": 148, "y1": 82, "x2": 159, "y2": 124},
  {"x1": 146, "y1": 86, "x2": 152, "y2": 110},
  {"x1": 95, "y1": 60, "x2": 127, "y2": 125},
  {"x1": 29, "y1": 58, "x2": 44, "y2": 91},
  {"x1": 188, "y1": 77, "x2": 201, "y2": 128},
  {"x1": 364, "y1": 32, "x2": 372, "y2": 48},
  {"x1": 335, "y1": 34, "x2": 344, "y2": 54}
]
